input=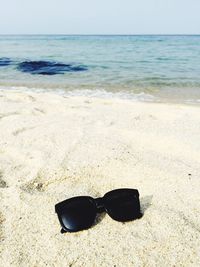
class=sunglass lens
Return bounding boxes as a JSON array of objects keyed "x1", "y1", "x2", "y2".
[
  {"x1": 103, "y1": 189, "x2": 142, "y2": 222},
  {"x1": 55, "y1": 196, "x2": 97, "y2": 232}
]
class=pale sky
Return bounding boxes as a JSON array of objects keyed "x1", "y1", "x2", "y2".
[{"x1": 0, "y1": 0, "x2": 200, "y2": 34}]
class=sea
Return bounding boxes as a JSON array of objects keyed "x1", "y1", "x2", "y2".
[{"x1": 0, "y1": 35, "x2": 200, "y2": 104}]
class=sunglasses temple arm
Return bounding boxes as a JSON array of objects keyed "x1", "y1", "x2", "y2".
[{"x1": 60, "y1": 228, "x2": 66, "y2": 234}]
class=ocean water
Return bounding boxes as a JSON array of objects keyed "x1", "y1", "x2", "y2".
[{"x1": 0, "y1": 35, "x2": 200, "y2": 103}]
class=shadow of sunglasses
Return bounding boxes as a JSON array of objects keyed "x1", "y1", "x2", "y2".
[{"x1": 55, "y1": 188, "x2": 142, "y2": 233}]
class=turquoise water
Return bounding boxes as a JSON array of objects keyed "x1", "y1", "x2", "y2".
[{"x1": 0, "y1": 35, "x2": 200, "y2": 103}]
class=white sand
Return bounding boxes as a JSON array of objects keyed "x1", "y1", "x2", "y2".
[{"x1": 0, "y1": 89, "x2": 200, "y2": 267}]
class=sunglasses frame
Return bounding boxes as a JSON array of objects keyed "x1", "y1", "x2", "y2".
[{"x1": 55, "y1": 188, "x2": 142, "y2": 233}]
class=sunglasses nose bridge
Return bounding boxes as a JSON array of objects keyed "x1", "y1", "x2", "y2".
[{"x1": 95, "y1": 197, "x2": 105, "y2": 213}]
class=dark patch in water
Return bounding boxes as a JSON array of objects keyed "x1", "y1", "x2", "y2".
[
  {"x1": 17, "y1": 61, "x2": 88, "y2": 75},
  {"x1": 0, "y1": 58, "x2": 12, "y2": 66}
]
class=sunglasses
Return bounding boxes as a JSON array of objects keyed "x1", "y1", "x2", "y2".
[{"x1": 55, "y1": 188, "x2": 142, "y2": 233}]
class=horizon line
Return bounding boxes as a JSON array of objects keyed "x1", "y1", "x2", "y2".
[{"x1": 0, "y1": 33, "x2": 200, "y2": 36}]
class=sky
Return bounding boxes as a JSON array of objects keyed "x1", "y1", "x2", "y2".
[{"x1": 0, "y1": 0, "x2": 200, "y2": 34}]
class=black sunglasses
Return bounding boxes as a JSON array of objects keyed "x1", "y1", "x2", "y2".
[{"x1": 55, "y1": 188, "x2": 142, "y2": 233}]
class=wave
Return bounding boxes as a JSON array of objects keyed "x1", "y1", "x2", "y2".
[
  {"x1": 1, "y1": 85, "x2": 200, "y2": 105},
  {"x1": 0, "y1": 85, "x2": 157, "y2": 102}
]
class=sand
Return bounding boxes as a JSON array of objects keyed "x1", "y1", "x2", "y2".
[{"x1": 0, "y1": 89, "x2": 200, "y2": 267}]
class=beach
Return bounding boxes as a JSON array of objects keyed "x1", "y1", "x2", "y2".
[{"x1": 0, "y1": 88, "x2": 200, "y2": 266}]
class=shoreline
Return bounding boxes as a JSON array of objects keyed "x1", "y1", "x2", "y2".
[
  {"x1": 0, "y1": 88, "x2": 200, "y2": 266},
  {"x1": 1, "y1": 86, "x2": 200, "y2": 107}
]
